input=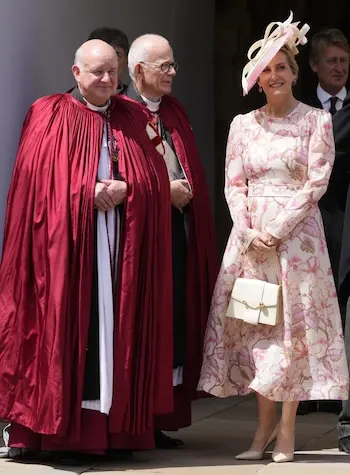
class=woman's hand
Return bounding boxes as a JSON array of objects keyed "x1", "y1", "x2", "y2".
[
  {"x1": 259, "y1": 231, "x2": 280, "y2": 248},
  {"x1": 249, "y1": 232, "x2": 279, "y2": 251}
]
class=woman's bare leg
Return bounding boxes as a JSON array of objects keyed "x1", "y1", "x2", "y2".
[
  {"x1": 249, "y1": 393, "x2": 277, "y2": 450},
  {"x1": 272, "y1": 401, "x2": 298, "y2": 461}
]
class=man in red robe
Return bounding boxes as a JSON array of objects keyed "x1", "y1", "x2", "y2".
[
  {"x1": 124, "y1": 33, "x2": 218, "y2": 449},
  {"x1": 0, "y1": 39, "x2": 175, "y2": 462}
]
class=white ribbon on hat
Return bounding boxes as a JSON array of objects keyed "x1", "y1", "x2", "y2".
[{"x1": 242, "y1": 11, "x2": 310, "y2": 95}]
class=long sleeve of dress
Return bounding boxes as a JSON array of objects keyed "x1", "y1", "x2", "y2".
[
  {"x1": 265, "y1": 110, "x2": 335, "y2": 240},
  {"x1": 225, "y1": 115, "x2": 259, "y2": 250}
]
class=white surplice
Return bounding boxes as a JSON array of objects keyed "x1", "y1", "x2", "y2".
[{"x1": 82, "y1": 100, "x2": 120, "y2": 414}]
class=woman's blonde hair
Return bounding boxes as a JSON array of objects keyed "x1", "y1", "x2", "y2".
[{"x1": 280, "y1": 44, "x2": 299, "y2": 79}]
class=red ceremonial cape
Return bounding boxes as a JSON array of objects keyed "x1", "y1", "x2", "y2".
[
  {"x1": 0, "y1": 93, "x2": 173, "y2": 442},
  {"x1": 122, "y1": 94, "x2": 219, "y2": 399}
]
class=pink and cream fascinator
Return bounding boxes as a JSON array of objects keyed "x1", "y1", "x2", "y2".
[{"x1": 242, "y1": 11, "x2": 310, "y2": 96}]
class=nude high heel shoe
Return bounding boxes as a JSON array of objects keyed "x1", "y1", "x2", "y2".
[
  {"x1": 272, "y1": 451, "x2": 294, "y2": 463},
  {"x1": 235, "y1": 426, "x2": 278, "y2": 461},
  {"x1": 272, "y1": 431, "x2": 295, "y2": 463}
]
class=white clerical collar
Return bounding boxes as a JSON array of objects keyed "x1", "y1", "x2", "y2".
[
  {"x1": 84, "y1": 98, "x2": 110, "y2": 112},
  {"x1": 141, "y1": 94, "x2": 162, "y2": 112},
  {"x1": 317, "y1": 84, "x2": 347, "y2": 105}
]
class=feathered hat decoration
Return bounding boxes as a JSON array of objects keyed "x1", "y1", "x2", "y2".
[{"x1": 242, "y1": 11, "x2": 310, "y2": 96}]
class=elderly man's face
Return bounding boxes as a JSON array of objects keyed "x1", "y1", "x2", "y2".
[
  {"x1": 73, "y1": 53, "x2": 118, "y2": 106},
  {"x1": 138, "y1": 44, "x2": 177, "y2": 99}
]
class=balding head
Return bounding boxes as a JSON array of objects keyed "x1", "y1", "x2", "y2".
[
  {"x1": 72, "y1": 39, "x2": 118, "y2": 106},
  {"x1": 128, "y1": 34, "x2": 177, "y2": 99},
  {"x1": 128, "y1": 34, "x2": 170, "y2": 78},
  {"x1": 74, "y1": 39, "x2": 116, "y2": 67}
]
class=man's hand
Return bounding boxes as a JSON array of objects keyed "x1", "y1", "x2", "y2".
[
  {"x1": 94, "y1": 179, "x2": 127, "y2": 212},
  {"x1": 170, "y1": 179, "x2": 193, "y2": 210},
  {"x1": 101, "y1": 179, "x2": 127, "y2": 206}
]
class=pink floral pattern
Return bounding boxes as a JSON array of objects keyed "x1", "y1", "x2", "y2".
[{"x1": 198, "y1": 103, "x2": 349, "y2": 401}]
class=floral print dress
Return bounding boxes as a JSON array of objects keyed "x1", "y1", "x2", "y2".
[{"x1": 198, "y1": 102, "x2": 349, "y2": 401}]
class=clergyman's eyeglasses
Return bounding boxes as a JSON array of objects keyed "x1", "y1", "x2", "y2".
[{"x1": 139, "y1": 61, "x2": 179, "y2": 74}]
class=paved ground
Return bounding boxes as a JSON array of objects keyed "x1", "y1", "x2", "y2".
[{"x1": 0, "y1": 396, "x2": 349, "y2": 474}]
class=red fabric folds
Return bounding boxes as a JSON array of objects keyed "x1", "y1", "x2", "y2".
[
  {"x1": 122, "y1": 94, "x2": 219, "y2": 401},
  {"x1": 0, "y1": 94, "x2": 173, "y2": 443},
  {"x1": 108, "y1": 99, "x2": 174, "y2": 434}
]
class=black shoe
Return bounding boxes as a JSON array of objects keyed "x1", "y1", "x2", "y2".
[
  {"x1": 8, "y1": 448, "x2": 39, "y2": 461},
  {"x1": 297, "y1": 401, "x2": 318, "y2": 415},
  {"x1": 154, "y1": 430, "x2": 184, "y2": 449},
  {"x1": 339, "y1": 437, "x2": 350, "y2": 454}
]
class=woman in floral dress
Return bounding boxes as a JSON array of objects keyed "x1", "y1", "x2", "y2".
[{"x1": 198, "y1": 13, "x2": 349, "y2": 463}]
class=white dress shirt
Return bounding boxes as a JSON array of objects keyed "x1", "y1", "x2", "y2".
[{"x1": 317, "y1": 84, "x2": 347, "y2": 112}]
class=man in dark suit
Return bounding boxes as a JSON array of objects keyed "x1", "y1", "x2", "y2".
[
  {"x1": 307, "y1": 29, "x2": 349, "y2": 292},
  {"x1": 299, "y1": 28, "x2": 350, "y2": 416},
  {"x1": 302, "y1": 28, "x2": 349, "y2": 112},
  {"x1": 334, "y1": 91, "x2": 350, "y2": 454}
]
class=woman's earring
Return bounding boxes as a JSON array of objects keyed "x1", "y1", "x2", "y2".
[
  {"x1": 292, "y1": 79, "x2": 297, "y2": 86},
  {"x1": 258, "y1": 86, "x2": 262, "y2": 93}
]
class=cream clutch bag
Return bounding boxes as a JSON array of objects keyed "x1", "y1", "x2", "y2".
[{"x1": 226, "y1": 277, "x2": 282, "y2": 326}]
